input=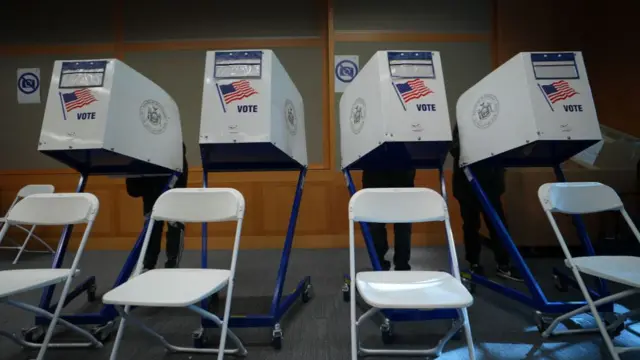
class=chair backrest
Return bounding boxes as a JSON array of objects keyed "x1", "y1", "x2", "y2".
[
  {"x1": 5, "y1": 193, "x2": 99, "y2": 226},
  {"x1": 16, "y1": 184, "x2": 55, "y2": 199},
  {"x1": 538, "y1": 182, "x2": 623, "y2": 215},
  {"x1": 151, "y1": 188, "x2": 245, "y2": 223},
  {"x1": 349, "y1": 188, "x2": 448, "y2": 223}
]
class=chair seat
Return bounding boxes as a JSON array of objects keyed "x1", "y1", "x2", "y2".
[
  {"x1": 355, "y1": 271, "x2": 473, "y2": 309},
  {"x1": 103, "y1": 268, "x2": 231, "y2": 307},
  {"x1": 567, "y1": 256, "x2": 640, "y2": 288},
  {"x1": 0, "y1": 269, "x2": 77, "y2": 298}
]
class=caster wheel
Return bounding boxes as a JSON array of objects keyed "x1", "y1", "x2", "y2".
[
  {"x1": 302, "y1": 283, "x2": 313, "y2": 303},
  {"x1": 380, "y1": 323, "x2": 394, "y2": 345},
  {"x1": 22, "y1": 326, "x2": 45, "y2": 343},
  {"x1": 87, "y1": 283, "x2": 98, "y2": 302},
  {"x1": 535, "y1": 311, "x2": 549, "y2": 334},
  {"x1": 342, "y1": 282, "x2": 350, "y2": 303},
  {"x1": 381, "y1": 329, "x2": 395, "y2": 344},
  {"x1": 271, "y1": 332, "x2": 283, "y2": 350},
  {"x1": 192, "y1": 329, "x2": 208, "y2": 348},
  {"x1": 553, "y1": 275, "x2": 569, "y2": 292},
  {"x1": 462, "y1": 278, "x2": 476, "y2": 294},
  {"x1": 91, "y1": 321, "x2": 115, "y2": 343}
]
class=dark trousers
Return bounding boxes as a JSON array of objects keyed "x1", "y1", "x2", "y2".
[
  {"x1": 142, "y1": 205, "x2": 185, "y2": 270},
  {"x1": 458, "y1": 192, "x2": 510, "y2": 266},
  {"x1": 362, "y1": 169, "x2": 416, "y2": 270}
]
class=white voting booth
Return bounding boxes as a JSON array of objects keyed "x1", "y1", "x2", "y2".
[
  {"x1": 339, "y1": 51, "x2": 474, "y2": 359},
  {"x1": 456, "y1": 52, "x2": 609, "y2": 330},
  {"x1": 197, "y1": 49, "x2": 311, "y2": 350},
  {"x1": 456, "y1": 51, "x2": 601, "y2": 168},
  {"x1": 200, "y1": 49, "x2": 307, "y2": 170},
  {"x1": 20, "y1": 58, "x2": 184, "y2": 346},
  {"x1": 39, "y1": 59, "x2": 183, "y2": 175},
  {"x1": 340, "y1": 51, "x2": 451, "y2": 170}
]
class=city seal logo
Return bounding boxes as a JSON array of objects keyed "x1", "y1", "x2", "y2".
[
  {"x1": 350, "y1": 98, "x2": 366, "y2": 135},
  {"x1": 284, "y1": 99, "x2": 297, "y2": 136},
  {"x1": 139, "y1": 100, "x2": 168, "y2": 135},
  {"x1": 472, "y1": 94, "x2": 499, "y2": 129}
]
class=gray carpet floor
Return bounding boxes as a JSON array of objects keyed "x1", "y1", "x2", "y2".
[{"x1": 1, "y1": 247, "x2": 639, "y2": 360}]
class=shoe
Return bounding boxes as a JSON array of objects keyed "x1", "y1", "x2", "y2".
[
  {"x1": 469, "y1": 263, "x2": 485, "y2": 276},
  {"x1": 379, "y1": 260, "x2": 391, "y2": 271},
  {"x1": 496, "y1": 264, "x2": 524, "y2": 282},
  {"x1": 165, "y1": 259, "x2": 178, "y2": 269},
  {"x1": 394, "y1": 264, "x2": 411, "y2": 271}
]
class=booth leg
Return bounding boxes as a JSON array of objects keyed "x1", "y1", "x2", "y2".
[
  {"x1": 462, "y1": 167, "x2": 548, "y2": 307},
  {"x1": 197, "y1": 168, "x2": 311, "y2": 350},
  {"x1": 341, "y1": 169, "x2": 458, "y2": 325},
  {"x1": 200, "y1": 169, "x2": 210, "y2": 311},
  {"x1": 31, "y1": 174, "x2": 177, "y2": 340},
  {"x1": 33, "y1": 174, "x2": 89, "y2": 333}
]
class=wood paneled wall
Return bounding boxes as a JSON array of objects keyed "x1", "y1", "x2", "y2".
[
  {"x1": 495, "y1": 0, "x2": 640, "y2": 137},
  {"x1": 0, "y1": 169, "x2": 463, "y2": 250}
]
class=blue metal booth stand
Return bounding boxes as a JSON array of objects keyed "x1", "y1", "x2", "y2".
[
  {"x1": 25, "y1": 148, "x2": 180, "y2": 343},
  {"x1": 340, "y1": 141, "x2": 461, "y2": 343},
  {"x1": 460, "y1": 141, "x2": 617, "y2": 333},
  {"x1": 194, "y1": 142, "x2": 312, "y2": 350}
]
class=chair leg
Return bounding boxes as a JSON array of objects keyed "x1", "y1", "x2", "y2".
[
  {"x1": 34, "y1": 274, "x2": 80, "y2": 360},
  {"x1": 460, "y1": 308, "x2": 476, "y2": 360},
  {"x1": 217, "y1": 284, "x2": 235, "y2": 360},
  {"x1": 13, "y1": 225, "x2": 36, "y2": 264},
  {"x1": 350, "y1": 279, "x2": 358, "y2": 359},
  {"x1": 110, "y1": 305, "x2": 130, "y2": 360},
  {"x1": 572, "y1": 268, "x2": 621, "y2": 360}
]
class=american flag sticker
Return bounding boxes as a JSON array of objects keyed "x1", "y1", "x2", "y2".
[
  {"x1": 58, "y1": 89, "x2": 98, "y2": 120},
  {"x1": 393, "y1": 79, "x2": 434, "y2": 110},
  {"x1": 538, "y1": 80, "x2": 579, "y2": 111}
]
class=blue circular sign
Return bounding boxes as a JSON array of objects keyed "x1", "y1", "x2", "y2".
[
  {"x1": 18, "y1": 72, "x2": 40, "y2": 95},
  {"x1": 335, "y1": 60, "x2": 358, "y2": 83}
]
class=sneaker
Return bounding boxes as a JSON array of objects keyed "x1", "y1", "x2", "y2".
[
  {"x1": 469, "y1": 263, "x2": 485, "y2": 276},
  {"x1": 394, "y1": 264, "x2": 411, "y2": 271},
  {"x1": 165, "y1": 259, "x2": 178, "y2": 269},
  {"x1": 379, "y1": 260, "x2": 391, "y2": 271},
  {"x1": 496, "y1": 264, "x2": 524, "y2": 282}
]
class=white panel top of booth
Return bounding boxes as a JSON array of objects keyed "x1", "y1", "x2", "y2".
[
  {"x1": 339, "y1": 51, "x2": 452, "y2": 171},
  {"x1": 38, "y1": 59, "x2": 184, "y2": 176},
  {"x1": 199, "y1": 49, "x2": 307, "y2": 172},
  {"x1": 456, "y1": 51, "x2": 602, "y2": 168}
]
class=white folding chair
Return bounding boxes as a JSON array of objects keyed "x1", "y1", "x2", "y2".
[
  {"x1": 0, "y1": 192, "x2": 102, "y2": 360},
  {"x1": 348, "y1": 188, "x2": 475, "y2": 359},
  {"x1": 0, "y1": 184, "x2": 56, "y2": 264},
  {"x1": 538, "y1": 182, "x2": 640, "y2": 359},
  {"x1": 103, "y1": 188, "x2": 247, "y2": 360}
]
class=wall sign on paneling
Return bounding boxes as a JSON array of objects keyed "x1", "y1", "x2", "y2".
[
  {"x1": 17, "y1": 68, "x2": 41, "y2": 104},
  {"x1": 334, "y1": 55, "x2": 359, "y2": 93}
]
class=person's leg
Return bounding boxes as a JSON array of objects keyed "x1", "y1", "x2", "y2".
[
  {"x1": 362, "y1": 170, "x2": 390, "y2": 270},
  {"x1": 369, "y1": 222, "x2": 391, "y2": 270},
  {"x1": 165, "y1": 221, "x2": 185, "y2": 268},
  {"x1": 459, "y1": 198, "x2": 483, "y2": 274},
  {"x1": 393, "y1": 223, "x2": 412, "y2": 270},
  {"x1": 482, "y1": 194, "x2": 523, "y2": 281},
  {"x1": 391, "y1": 169, "x2": 416, "y2": 271},
  {"x1": 143, "y1": 219, "x2": 164, "y2": 270}
]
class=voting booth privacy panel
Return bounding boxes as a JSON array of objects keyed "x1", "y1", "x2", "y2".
[
  {"x1": 456, "y1": 52, "x2": 610, "y2": 326},
  {"x1": 456, "y1": 51, "x2": 601, "y2": 168},
  {"x1": 200, "y1": 49, "x2": 307, "y2": 171},
  {"x1": 39, "y1": 59, "x2": 184, "y2": 175},
  {"x1": 197, "y1": 49, "x2": 311, "y2": 350},
  {"x1": 340, "y1": 50, "x2": 452, "y2": 170},
  {"x1": 339, "y1": 50, "x2": 460, "y2": 345},
  {"x1": 26, "y1": 58, "x2": 184, "y2": 344}
]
